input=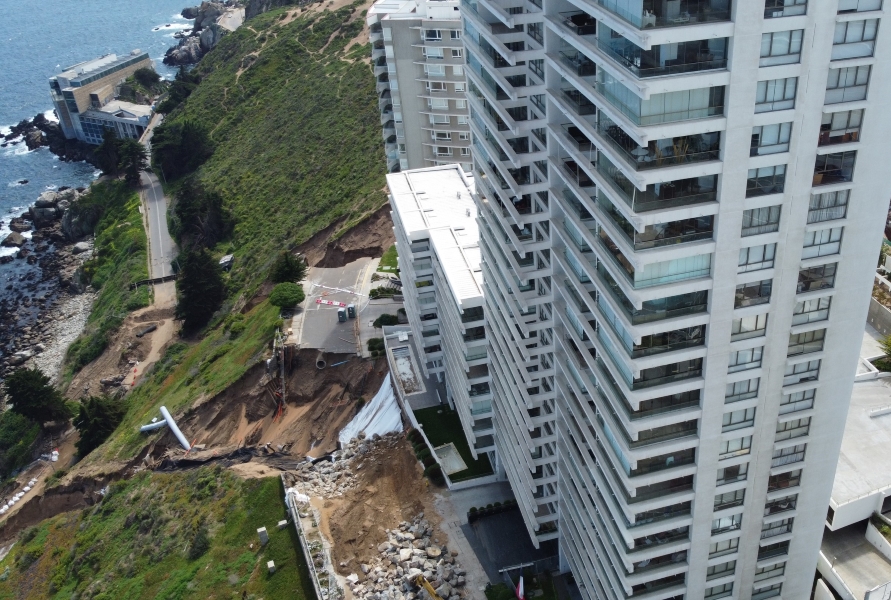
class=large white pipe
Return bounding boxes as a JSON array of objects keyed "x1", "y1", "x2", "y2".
[
  {"x1": 139, "y1": 421, "x2": 168, "y2": 432},
  {"x1": 160, "y1": 406, "x2": 191, "y2": 451}
]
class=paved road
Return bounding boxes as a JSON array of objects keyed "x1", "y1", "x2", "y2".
[{"x1": 140, "y1": 171, "x2": 177, "y2": 279}]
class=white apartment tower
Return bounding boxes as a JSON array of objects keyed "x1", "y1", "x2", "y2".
[
  {"x1": 368, "y1": 0, "x2": 474, "y2": 173},
  {"x1": 386, "y1": 165, "x2": 497, "y2": 461},
  {"x1": 461, "y1": 0, "x2": 891, "y2": 598}
]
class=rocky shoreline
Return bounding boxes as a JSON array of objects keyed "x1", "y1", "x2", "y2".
[
  {"x1": 1, "y1": 113, "x2": 96, "y2": 166},
  {"x1": 164, "y1": 1, "x2": 240, "y2": 66},
  {"x1": 0, "y1": 187, "x2": 101, "y2": 380}
]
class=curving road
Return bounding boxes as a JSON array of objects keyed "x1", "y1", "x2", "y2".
[{"x1": 140, "y1": 170, "x2": 177, "y2": 279}]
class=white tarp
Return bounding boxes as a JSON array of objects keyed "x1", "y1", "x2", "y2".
[{"x1": 338, "y1": 374, "x2": 402, "y2": 444}]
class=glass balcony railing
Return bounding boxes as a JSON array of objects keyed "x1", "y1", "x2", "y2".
[
  {"x1": 595, "y1": 26, "x2": 728, "y2": 78},
  {"x1": 559, "y1": 50, "x2": 597, "y2": 78},
  {"x1": 598, "y1": 153, "x2": 719, "y2": 212},
  {"x1": 561, "y1": 87, "x2": 598, "y2": 116},
  {"x1": 597, "y1": 264, "x2": 709, "y2": 324},
  {"x1": 598, "y1": 196, "x2": 714, "y2": 250},
  {"x1": 597, "y1": 116, "x2": 720, "y2": 170},
  {"x1": 560, "y1": 11, "x2": 598, "y2": 35},
  {"x1": 593, "y1": 0, "x2": 732, "y2": 30}
]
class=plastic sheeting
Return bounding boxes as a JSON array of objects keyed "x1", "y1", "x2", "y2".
[
  {"x1": 338, "y1": 374, "x2": 402, "y2": 444},
  {"x1": 287, "y1": 488, "x2": 311, "y2": 504}
]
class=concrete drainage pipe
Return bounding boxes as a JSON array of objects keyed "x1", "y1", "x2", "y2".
[{"x1": 315, "y1": 352, "x2": 326, "y2": 369}]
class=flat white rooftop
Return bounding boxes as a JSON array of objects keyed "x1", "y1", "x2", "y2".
[{"x1": 90, "y1": 100, "x2": 152, "y2": 119}]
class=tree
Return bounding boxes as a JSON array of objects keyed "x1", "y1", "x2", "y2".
[
  {"x1": 176, "y1": 248, "x2": 226, "y2": 330},
  {"x1": 72, "y1": 395, "x2": 126, "y2": 457},
  {"x1": 269, "y1": 282, "x2": 305, "y2": 307},
  {"x1": 151, "y1": 120, "x2": 213, "y2": 180},
  {"x1": 95, "y1": 128, "x2": 120, "y2": 176},
  {"x1": 117, "y1": 138, "x2": 148, "y2": 187},
  {"x1": 270, "y1": 251, "x2": 306, "y2": 283},
  {"x1": 133, "y1": 67, "x2": 161, "y2": 89},
  {"x1": 172, "y1": 178, "x2": 232, "y2": 248},
  {"x1": 157, "y1": 66, "x2": 200, "y2": 114},
  {"x1": 4, "y1": 368, "x2": 71, "y2": 425}
]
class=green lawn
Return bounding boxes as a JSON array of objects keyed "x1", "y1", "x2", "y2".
[
  {"x1": 0, "y1": 468, "x2": 316, "y2": 600},
  {"x1": 377, "y1": 244, "x2": 398, "y2": 272},
  {"x1": 413, "y1": 406, "x2": 493, "y2": 481}
]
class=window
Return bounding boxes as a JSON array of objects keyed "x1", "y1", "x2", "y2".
[
  {"x1": 454, "y1": 82, "x2": 465, "y2": 92},
  {"x1": 736, "y1": 280, "x2": 773, "y2": 308},
  {"x1": 527, "y1": 21, "x2": 543, "y2": 45},
  {"x1": 768, "y1": 469, "x2": 802, "y2": 492},
  {"x1": 708, "y1": 561, "x2": 737, "y2": 583},
  {"x1": 726, "y1": 378, "x2": 760, "y2": 403},
  {"x1": 832, "y1": 19, "x2": 879, "y2": 60},
  {"x1": 751, "y1": 123, "x2": 792, "y2": 156},
  {"x1": 826, "y1": 66, "x2": 871, "y2": 104},
  {"x1": 457, "y1": 115, "x2": 468, "y2": 125},
  {"x1": 706, "y1": 582, "x2": 735, "y2": 599},
  {"x1": 425, "y1": 64, "x2": 446, "y2": 76},
  {"x1": 529, "y1": 59, "x2": 544, "y2": 80},
  {"x1": 720, "y1": 435, "x2": 753, "y2": 459},
  {"x1": 765, "y1": 0, "x2": 807, "y2": 18},
  {"x1": 452, "y1": 48, "x2": 463, "y2": 58},
  {"x1": 430, "y1": 114, "x2": 450, "y2": 125},
  {"x1": 747, "y1": 166, "x2": 786, "y2": 197},
  {"x1": 453, "y1": 65, "x2": 464, "y2": 76},
  {"x1": 808, "y1": 190, "x2": 849, "y2": 223},
  {"x1": 398, "y1": 143, "x2": 406, "y2": 154},
  {"x1": 428, "y1": 97, "x2": 449, "y2": 109},
  {"x1": 755, "y1": 78, "x2": 797, "y2": 113},
  {"x1": 710, "y1": 539, "x2": 740, "y2": 562},
  {"x1": 723, "y1": 408, "x2": 756, "y2": 432},
  {"x1": 776, "y1": 417, "x2": 811, "y2": 441},
  {"x1": 424, "y1": 29, "x2": 442, "y2": 41},
  {"x1": 742, "y1": 206, "x2": 782, "y2": 236},
  {"x1": 731, "y1": 314, "x2": 768, "y2": 341},
  {"x1": 802, "y1": 228, "x2": 843, "y2": 259},
  {"x1": 753, "y1": 583, "x2": 783, "y2": 600},
  {"x1": 427, "y1": 81, "x2": 446, "y2": 93},
  {"x1": 781, "y1": 389, "x2": 815, "y2": 414},
  {"x1": 760, "y1": 30, "x2": 804, "y2": 66},
  {"x1": 765, "y1": 495, "x2": 797, "y2": 517},
  {"x1": 759, "y1": 541, "x2": 790, "y2": 561},
  {"x1": 450, "y1": 29, "x2": 461, "y2": 40},
  {"x1": 715, "y1": 489, "x2": 746, "y2": 511},
  {"x1": 435, "y1": 146, "x2": 452, "y2": 157},
  {"x1": 797, "y1": 264, "x2": 837, "y2": 293},
  {"x1": 772, "y1": 444, "x2": 807, "y2": 468},
  {"x1": 739, "y1": 243, "x2": 777, "y2": 273},
  {"x1": 425, "y1": 47, "x2": 444, "y2": 59},
  {"x1": 814, "y1": 151, "x2": 856, "y2": 186},
  {"x1": 433, "y1": 131, "x2": 451, "y2": 141},
  {"x1": 717, "y1": 463, "x2": 748, "y2": 485},
  {"x1": 729, "y1": 348, "x2": 763, "y2": 373},
  {"x1": 460, "y1": 147, "x2": 471, "y2": 156},
  {"x1": 458, "y1": 132, "x2": 470, "y2": 141},
  {"x1": 712, "y1": 513, "x2": 743, "y2": 534},
  {"x1": 784, "y1": 360, "x2": 821, "y2": 386},
  {"x1": 820, "y1": 110, "x2": 862, "y2": 146},
  {"x1": 455, "y1": 99, "x2": 466, "y2": 109},
  {"x1": 838, "y1": 0, "x2": 883, "y2": 11},
  {"x1": 761, "y1": 518, "x2": 794, "y2": 540}
]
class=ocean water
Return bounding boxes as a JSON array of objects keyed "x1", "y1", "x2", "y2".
[{"x1": 0, "y1": 0, "x2": 190, "y2": 290}]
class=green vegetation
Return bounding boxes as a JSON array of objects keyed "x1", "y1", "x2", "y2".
[
  {"x1": 163, "y1": 3, "x2": 385, "y2": 300},
  {"x1": 269, "y1": 282, "x2": 305, "y2": 308},
  {"x1": 72, "y1": 396, "x2": 127, "y2": 457},
  {"x1": 0, "y1": 411, "x2": 40, "y2": 479},
  {"x1": 367, "y1": 337, "x2": 384, "y2": 357},
  {"x1": 176, "y1": 248, "x2": 227, "y2": 331},
  {"x1": 65, "y1": 181, "x2": 150, "y2": 374},
  {"x1": 413, "y1": 406, "x2": 494, "y2": 482},
  {"x1": 95, "y1": 129, "x2": 149, "y2": 184},
  {"x1": 377, "y1": 244, "x2": 398, "y2": 272},
  {"x1": 270, "y1": 251, "x2": 307, "y2": 284},
  {"x1": 151, "y1": 120, "x2": 214, "y2": 181},
  {"x1": 4, "y1": 368, "x2": 71, "y2": 425},
  {"x1": 372, "y1": 313, "x2": 398, "y2": 328},
  {"x1": 133, "y1": 67, "x2": 161, "y2": 89},
  {"x1": 0, "y1": 468, "x2": 315, "y2": 600},
  {"x1": 369, "y1": 287, "x2": 397, "y2": 300},
  {"x1": 156, "y1": 66, "x2": 201, "y2": 114}
]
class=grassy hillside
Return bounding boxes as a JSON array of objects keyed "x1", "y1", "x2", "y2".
[
  {"x1": 0, "y1": 468, "x2": 314, "y2": 599},
  {"x1": 168, "y1": 2, "x2": 386, "y2": 298},
  {"x1": 64, "y1": 181, "x2": 151, "y2": 377}
]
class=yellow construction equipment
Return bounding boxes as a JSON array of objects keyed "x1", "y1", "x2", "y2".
[{"x1": 414, "y1": 574, "x2": 444, "y2": 600}]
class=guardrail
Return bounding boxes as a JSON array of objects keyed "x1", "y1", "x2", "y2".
[{"x1": 129, "y1": 274, "x2": 178, "y2": 289}]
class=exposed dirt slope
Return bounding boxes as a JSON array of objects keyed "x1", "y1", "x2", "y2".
[{"x1": 299, "y1": 203, "x2": 395, "y2": 268}]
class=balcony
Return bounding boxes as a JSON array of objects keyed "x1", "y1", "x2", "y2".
[
  {"x1": 630, "y1": 448, "x2": 696, "y2": 477},
  {"x1": 559, "y1": 50, "x2": 597, "y2": 78},
  {"x1": 757, "y1": 541, "x2": 790, "y2": 561},
  {"x1": 562, "y1": 160, "x2": 596, "y2": 189},
  {"x1": 593, "y1": 0, "x2": 732, "y2": 30},
  {"x1": 598, "y1": 117, "x2": 720, "y2": 171},
  {"x1": 561, "y1": 87, "x2": 598, "y2": 116},
  {"x1": 599, "y1": 197, "x2": 714, "y2": 250},
  {"x1": 764, "y1": 495, "x2": 797, "y2": 516},
  {"x1": 561, "y1": 11, "x2": 598, "y2": 36},
  {"x1": 628, "y1": 419, "x2": 698, "y2": 448},
  {"x1": 597, "y1": 264, "x2": 709, "y2": 325},
  {"x1": 596, "y1": 75, "x2": 725, "y2": 127},
  {"x1": 595, "y1": 28, "x2": 728, "y2": 78},
  {"x1": 630, "y1": 358, "x2": 703, "y2": 390},
  {"x1": 598, "y1": 229, "x2": 711, "y2": 289},
  {"x1": 631, "y1": 475, "x2": 695, "y2": 504},
  {"x1": 599, "y1": 154, "x2": 719, "y2": 212},
  {"x1": 813, "y1": 151, "x2": 856, "y2": 187}
]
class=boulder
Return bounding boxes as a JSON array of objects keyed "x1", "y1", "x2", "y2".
[
  {"x1": 8, "y1": 219, "x2": 30, "y2": 233},
  {"x1": 8, "y1": 350, "x2": 33, "y2": 366},
  {"x1": 2, "y1": 232, "x2": 25, "y2": 247},
  {"x1": 34, "y1": 191, "x2": 58, "y2": 208},
  {"x1": 199, "y1": 23, "x2": 224, "y2": 52},
  {"x1": 181, "y1": 5, "x2": 200, "y2": 19},
  {"x1": 71, "y1": 242, "x2": 91, "y2": 255}
]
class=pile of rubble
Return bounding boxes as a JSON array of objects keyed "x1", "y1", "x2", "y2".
[
  {"x1": 346, "y1": 514, "x2": 467, "y2": 600},
  {"x1": 284, "y1": 432, "x2": 400, "y2": 497}
]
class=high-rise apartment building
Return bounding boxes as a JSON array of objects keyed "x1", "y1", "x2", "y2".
[
  {"x1": 459, "y1": 0, "x2": 891, "y2": 598},
  {"x1": 368, "y1": 0, "x2": 473, "y2": 173},
  {"x1": 386, "y1": 165, "x2": 497, "y2": 462}
]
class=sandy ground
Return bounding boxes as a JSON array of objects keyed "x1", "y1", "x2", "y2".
[{"x1": 31, "y1": 293, "x2": 97, "y2": 383}]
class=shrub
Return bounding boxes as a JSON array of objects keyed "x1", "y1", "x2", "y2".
[
  {"x1": 469, "y1": 506, "x2": 477, "y2": 513},
  {"x1": 133, "y1": 67, "x2": 161, "y2": 88},
  {"x1": 175, "y1": 248, "x2": 225, "y2": 331},
  {"x1": 367, "y1": 337, "x2": 384, "y2": 351},
  {"x1": 5, "y1": 368, "x2": 71, "y2": 425},
  {"x1": 73, "y1": 395, "x2": 127, "y2": 457},
  {"x1": 422, "y1": 456, "x2": 436, "y2": 468},
  {"x1": 373, "y1": 314, "x2": 398, "y2": 328},
  {"x1": 494, "y1": 501, "x2": 502, "y2": 507},
  {"x1": 486, "y1": 503, "x2": 493, "y2": 509},
  {"x1": 188, "y1": 524, "x2": 210, "y2": 560},
  {"x1": 416, "y1": 448, "x2": 431, "y2": 461},
  {"x1": 424, "y1": 464, "x2": 444, "y2": 484},
  {"x1": 270, "y1": 251, "x2": 306, "y2": 283},
  {"x1": 269, "y1": 282, "x2": 305, "y2": 308}
]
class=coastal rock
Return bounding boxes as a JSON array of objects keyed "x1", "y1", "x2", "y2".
[
  {"x1": 25, "y1": 129, "x2": 45, "y2": 151},
  {"x1": 200, "y1": 23, "x2": 225, "y2": 52},
  {"x1": 194, "y1": 1, "x2": 226, "y2": 29},
  {"x1": 182, "y1": 5, "x2": 200, "y2": 19},
  {"x1": 164, "y1": 36, "x2": 204, "y2": 65},
  {"x1": 9, "y1": 218, "x2": 31, "y2": 233},
  {"x1": 2, "y1": 232, "x2": 26, "y2": 248},
  {"x1": 8, "y1": 350, "x2": 33, "y2": 366},
  {"x1": 71, "y1": 242, "x2": 91, "y2": 255}
]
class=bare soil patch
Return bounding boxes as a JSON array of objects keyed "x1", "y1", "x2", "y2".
[{"x1": 299, "y1": 203, "x2": 395, "y2": 268}]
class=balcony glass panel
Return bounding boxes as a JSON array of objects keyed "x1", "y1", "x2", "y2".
[
  {"x1": 599, "y1": 196, "x2": 714, "y2": 249},
  {"x1": 633, "y1": 358, "x2": 703, "y2": 390},
  {"x1": 559, "y1": 49, "x2": 597, "y2": 77},
  {"x1": 561, "y1": 87, "x2": 598, "y2": 116},
  {"x1": 598, "y1": 115, "x2": 720, "y2": 170},
  {"x1": 631, "y1": 448, "x2": 696, "y2": 476},
  {"x1": 598, "y1": 230, "x2": 711, "y2": 288},
  {"x1": 597, "y1": 24, "x2": 728, "y2": 77},
  {"x1": 561, "y1": 11, "x2": 598, "y2": 35},
  {"x1": 814, "y1": 151, "x2": 856, "y2": 186},
  {"x1": 596, "y1": 72, "x2": 725, "y2": 125},
  {"x1": 765, "y1": 0, "x2": 807, "y2": 18},
  {"x1": 631, "y1": 475, "x2": 694, "y2": 503},
  {"x1": 592, "y1": 0, "x2": 732, "y2": 30},
  {"x1": 598, "y1": 153, "x2": 719, "y2": 212},
  {"x1": 597, "y1": 265, "x2": 709, "y2": 324}
]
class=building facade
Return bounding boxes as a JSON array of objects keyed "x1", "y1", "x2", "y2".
[
  {"x1": 386, "y1": 165, "x2": 497, "y2": 462},
  {"x1": 369, "y1": 0, "x2": 473, "y2": 173},
  {"x1": 460, "y1": 0, "x2": 891, "y2": 598},
  {"x1": 49, "y1": 51, "x2": 154, "y2": 144}
]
